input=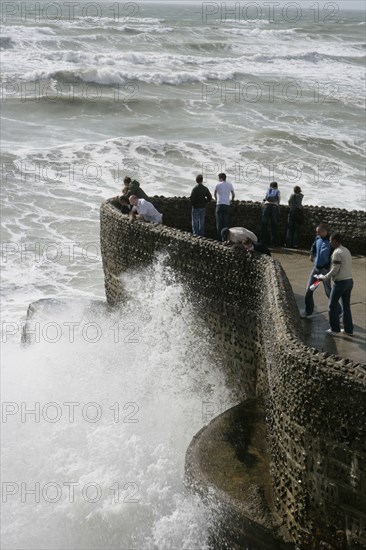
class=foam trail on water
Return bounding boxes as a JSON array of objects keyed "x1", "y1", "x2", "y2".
[{"x1": 1, "y1": 255, "x2": 233, "y2": 549}]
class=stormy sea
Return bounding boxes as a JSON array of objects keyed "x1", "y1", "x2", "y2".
[{"x1": 1, "y1": 1, "x2": 365, "y2": 548}]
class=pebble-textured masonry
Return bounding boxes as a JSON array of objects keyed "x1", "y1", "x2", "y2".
[
  {"x1": 149, "y1": 197, "x2": 365, "y2": 255},
  {"x1": 100, "y1": 198, "x2": 366, "y2": 549}
]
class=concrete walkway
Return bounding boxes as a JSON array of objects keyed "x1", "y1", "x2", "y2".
[{"x1": 273, "y1": 248, "x2": 366, "y2": 365}]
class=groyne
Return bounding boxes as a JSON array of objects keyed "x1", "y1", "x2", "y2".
[{"x1": 100, "y1": 197, "x2": 366, "y2": 549}]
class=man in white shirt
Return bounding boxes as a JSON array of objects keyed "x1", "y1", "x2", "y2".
[
  {"x1": 129, "y1": 195, "x2": 162, "y2": 224},
  {"x1": 214, "y1": 173, "x2": 235, "y2": 241},
  {"x1": 221, "y1": 227, "x2": 258, "y2": 245},
  {"x1": 316, "y1": 233, "x2": 354, "y2": 336}
]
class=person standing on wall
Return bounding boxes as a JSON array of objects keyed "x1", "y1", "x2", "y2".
[
  {"x1": 286, "y1": 185, "x2": 304, "y2": 248},
  {"x1": 261, "y1": 181, "x2": 281, "y2": 247},
  {"x1": 316, "y1": 233, "x2": 354, "y2": 336},
  {"x1": 301, "y1": 223, "x2": 334, "y2": 319},
  {"x1": 190, "y1": 174, "x2": 212, "y2": 237},
  {"x1": 214, "y1": 173, "x2": 235, "y2": 241}
]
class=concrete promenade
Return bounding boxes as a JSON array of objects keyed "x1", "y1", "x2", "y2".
[{"x1": 273, "y1": 248, "x2": 366, "y2": 365}]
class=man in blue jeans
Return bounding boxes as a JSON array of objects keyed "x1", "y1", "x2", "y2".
[
  {"x1": 316, "y1": 233, "x2": 354, "y2": 336},
  {"x1": 190, "y1": 174, "x2": 212, "y2": 237},
  {"x1": 302, "y1": 223, "x2": 333, "y2": 318},
  {"x1": 214, "y1": 173, "x2": 235, "y2": 240}
]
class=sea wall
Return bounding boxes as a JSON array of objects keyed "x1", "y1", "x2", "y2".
[
  {"x1": 100, "y1": 198, "x2": 366, "y2": 549},
  {"x1": 134, "y1": 197, "x2": 365, "y2": 255}
]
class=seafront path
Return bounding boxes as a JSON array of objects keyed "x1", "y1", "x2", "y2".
[{"x1": 273, "y1": 248, "x2": 366, "y2": 365}]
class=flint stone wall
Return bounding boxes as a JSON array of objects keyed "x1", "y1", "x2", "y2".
[
  {"x1": 121, "y1": 196, "x2": 365, "y2": 255},
  {"x1": 100, "y1": 198, "x2": 366, "y2": 549}
]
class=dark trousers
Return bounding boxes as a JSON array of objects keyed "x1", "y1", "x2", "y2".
[
  {"x1": 329, "y1": 279, "x2": 354, "y2": 334},
  {"x1": 261, "y1": 204, "x2": 279, "y2": 246},
  {"x1": 216, "y1": 204, "x2": 230, "y2": 241},
  {"x1": 286, "y1": 212, "x2": 300, "y2": 248},
  {"x1": 305, "y1": 267, "x2": 332, "y2": 316}
]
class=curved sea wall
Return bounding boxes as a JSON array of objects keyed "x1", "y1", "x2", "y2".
[
  {"x1": 100, "y1": 198, "x2": 366, "y2": 549},
  {"x1": 146, "y1": 197, "x2": 365, "y2": 255}
]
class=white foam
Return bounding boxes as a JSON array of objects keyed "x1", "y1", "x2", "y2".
[{"x1": 2, "y1": 258, "x2": 231, "y2": 549}]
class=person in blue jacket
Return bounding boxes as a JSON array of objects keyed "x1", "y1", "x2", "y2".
[
  {"x1": 261, "y1": 181, "x2": 280, "y2": 246},
  {"x1": 302, "y1": 223, "x2": 333, "y2": 318}
]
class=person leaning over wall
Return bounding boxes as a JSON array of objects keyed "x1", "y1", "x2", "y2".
[
  {"x1": 221, "y1": 227, "x2": 258, "y2": 246},
  {"x1": 242, "y1": 237, "x2": 271, "y2": 257},
  {"x1": 261, "y1": 181, "x2": 280, "y2": 247},
  {"x1": 129, "y1": 195, "x2": 163, "y2": 224},
  {"x1": 286, "y1": 185, "x2": 304, "y2": 248},
  {"x1": 110, "y1": 195, "x2": 131, "y2": 215},
  {"x1": 316, "y1": 233, "x2": 354, "y2": 336},
  {"x1": 190, "y1": 174, "x2": 212, "y2": 237}
]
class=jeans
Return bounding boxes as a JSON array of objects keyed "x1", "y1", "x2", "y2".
[
  {"x1": 192, "y1": 207, "x2": 206, "y2": 237},
  {"x1": 261, "y1": 204, "x2": 279, "y2": 246},
  {"x1": 305, "y1": 266, "x2": 333, "y2": 316},
  {"x1": 286, "y1": 212, "x2": 300, "y2": 248},
  {"x1": 329, "y1": 279, "x2": 354, "y2": 334},
  {"x1": 216, "y1": 204, "x2": 230, "y2": 241}
]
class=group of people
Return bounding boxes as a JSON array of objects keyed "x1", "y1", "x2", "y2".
[
  {"x1": 303, "y1": 224, "x2": 354, "y2": 337},
  {"x1": 190, "y1": 174, "x2": 303, "y2": 248},
  {"x1": 112, "y1": 175, "x2": 354, "y2": 336},
  {"x1": 114, "y1": 174, "x2": 303, "y2": 250},
  {"x1": 114, "y1": 177, "x2": 163, "y2": 224}
]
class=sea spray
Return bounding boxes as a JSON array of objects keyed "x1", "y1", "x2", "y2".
[{"x1": 1, "y1": 255, "x2": 233, "y2": 549}]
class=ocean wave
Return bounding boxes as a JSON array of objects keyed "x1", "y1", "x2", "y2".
[
  {"x1": 52, "y1": 15, "x2": 171, "y2": 34},
  {"x1": 17, "y1": 41, "x2": 364, "y2": 89},
  {"x1": 41, "y1": 50, "x2": 217, "y2": 67},
  {"x1": 251, "y1": 50, "x2": 366, "y2": 64},
  {"x1": 1, "y1": 25, "x2": 57, "y2": 40},
  {"x1": 184, "y1": 41, "x2": 233, "y2": 52},
  {"x1": 4, "y1": 134, "x2": 365, "y2": 213},
  {"x1": 22, "y1": 66, "x2": 241, "y2": 86},
  {"x1": 257, "y1": 129, "x2": 365, "y2": 156},
  {"x1": 228, "y1": 27, "x2": 297, "y2": 37},
  {"x1": 55, "y1": 23, "x2": 174, "y2": 34},
  {"x1": 221, "y1": 18, "x2": 270, "y2": 25},
  {"x1": 52, "y1": 15, "x2": 165, "y2": 27}
]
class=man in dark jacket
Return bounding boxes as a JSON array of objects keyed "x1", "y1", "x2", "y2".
[
  {"x1": 122, "y1": 177, "x2": 149, "y2": 200},
  {"x1": 129, "y1": 179, "x2": 149, "y2": 200},
  {"x1": 190, "y1": 174, "x2": 212, "y2": 237}
]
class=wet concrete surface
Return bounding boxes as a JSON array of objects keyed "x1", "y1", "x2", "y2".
[{"x1": 273, "y1": 248, "x2": 366, "y2": 365}]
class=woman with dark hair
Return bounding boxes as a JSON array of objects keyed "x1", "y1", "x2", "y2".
[
  {"x1": 286, "y1": 185, "x2": 304, "y2": 248},
  {"x1": 260, "y1": 181, "x2": 280, "y2": 246}
]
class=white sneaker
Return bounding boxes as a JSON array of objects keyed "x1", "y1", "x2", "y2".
[{"x1": 325, "y1": 329, "x2": 340, "y2": 335}]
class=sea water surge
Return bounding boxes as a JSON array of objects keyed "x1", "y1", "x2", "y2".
[
  {"x1": 2, "y1": 257, "x2": 233, "y2": 549},
  {"x1": 1, "y1": 1, "x2": 365, "y2": 547}
]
